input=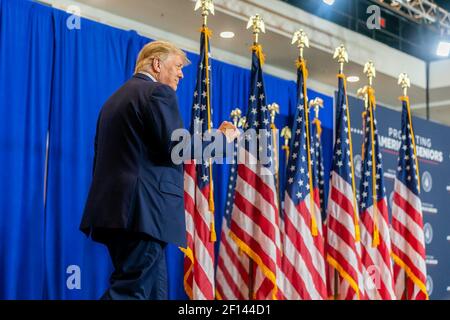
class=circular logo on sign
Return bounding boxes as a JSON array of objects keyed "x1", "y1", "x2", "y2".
[
  {"x1": 424, "y1": 223, "x2": 433, "y2": 244},
  {"x1": 354, "y1": 154, "x2": 362, "y2": 179},
  {"x1": 426, "y1": 275, "x2": 433, "y2": 296},
  {"x1": 422, "y1": 171, "x2": 432, "y2": 193}
]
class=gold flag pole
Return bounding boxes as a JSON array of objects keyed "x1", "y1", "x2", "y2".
[
  {"x1": 310, "y1": 97, "x2": 324, "y2": 216},
  {"x1": 269, "y1": 103, "x2": 282, "y2": 246},
  {"x1": 231, "y1": 108, "x2": 242, "y2": 128},
  {"x1": 399, "y1": 73, "x2": 410, "y2": 98},
  {"x1": 364, "y1": 61, "x2": 380, "y2": 248},
  {"x1": 247, "y1": 14, "x2": 265, "y2": 64},
  {"x1": 310, "y1": 97, "x2": 324, "y2": 139},
  {"x1": 281, "y1": 126, "x2": 292, "y2": 165},
  {"x1": 268, "y1": 103, "x2": 280, "y2": 209},
  {"x1": 280, "y1": 124, "x2": 291, "y2": 255},
  {"x1": 333, "y1": 44, "x2": 348, "y2": 75},
  {"x1": 195, "y1": 0, "x2": 214, "y2": 27},
  {"x1": 292, "y1": 29, "x2": 318, "y2": 237},
  {"x1": 230, "y1": 108, "x2": 242, "y2": 258},
  {"x1": 230, "y1": 108, "x2": 241, "y2": 173},
  {"x1": 310, "y1": 97, "x2": 324, "y2": 231},
  {"x1": 233, "y1": 110, "x2": 246, "y2": 258},
  {"x1": 267, "y1": 102, "x2": 281, "y2": 256},
  {"x1": 195, "y1": 0, "x2": 216, "y2": 241},
  {"x1": 357, "y1": 86, "x2": 369, "y2": 161},
  {"x1": 238, "y1": 116, "x2": 247, "y2": 130},
  {"x1": 333, "y1": 44, "x2": 360, "y2": 242}
]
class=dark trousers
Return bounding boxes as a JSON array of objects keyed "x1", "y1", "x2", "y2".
[{"x1": 99, "y1": 230, "x2": 168, "y2": 300}]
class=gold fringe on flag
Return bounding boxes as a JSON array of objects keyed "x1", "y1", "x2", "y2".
[
  {"x1": 296, "y1": 58, "x2": 309, "y2": 79},
  {"x1": 229, "y1": 231, "x2": 279, "y2": 300},
  {"x1": 200, "y1": 26, "x2": 213, "y2": 38},
  {"x1": 312, "y1": 118, "x2": 322, "y2": 137},
  {"x1": 251, "y1": 44, "x2": 265, "y2": 66},
  {"x1": 179, "y1": 246, "x2": 194, "y2": 299},
  {"x1": 391, "y1": 253, "x2": 429, "y2": 299}
]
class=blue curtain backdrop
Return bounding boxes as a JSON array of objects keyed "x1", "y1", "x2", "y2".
[
  {"x1": 0, "y1": 0, "x2": 333, "y2": 299},
  {"x1": 0, "y1": 0, "x2": 53, "y2": 299}
]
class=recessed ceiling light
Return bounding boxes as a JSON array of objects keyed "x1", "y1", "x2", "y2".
[
  {"x1": 347, "y1": 76, "x2": 360, "y2": 83},
  {"x1": 323, "y1": 0, "x2": 335, "y2": 5},
  {"x1": 436, "y1": 41, "x2": 450, "y2": 57},
  {"x1": 220, "y1": 31, "x2": 235, "y2": 39}
]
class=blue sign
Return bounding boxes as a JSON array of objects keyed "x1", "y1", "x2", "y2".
[{"x1": 347, "y1": 94, "x2": 450, "y2": 300}]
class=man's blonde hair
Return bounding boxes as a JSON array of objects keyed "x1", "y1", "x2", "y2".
[{"x1": 134, "y1": 40, "x2": 190, "y2": 74}]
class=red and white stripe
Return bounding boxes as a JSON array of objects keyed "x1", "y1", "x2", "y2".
[
  {"x1": 359, "y1": 198, "x2": 396, "y2": 300},
  {"x1": 326, "y1": 171, "x2": 366, "y2": 300},
  {"x1": 215, "y1": 215, "x2": 250, "y2": 300},
  {"x1": 183, "y1": 162, "x2": 215, "y2": 300},
  {"x1": 281, "y1": 189, "x2": 327, "y2": 299},
  {"x1": 391, "y1": 179, "x2": 428, "y2": 300},
  {"x1": 229, "y1": 150, "x2": 282, "y2": 300}
]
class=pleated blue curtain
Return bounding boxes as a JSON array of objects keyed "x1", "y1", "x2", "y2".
[
  {"x1": 0, "y1": 0, "x2": 333, "y2": 299},
  {"x1": 0, "y1": 0, "x2": 54, "y2": 299}
]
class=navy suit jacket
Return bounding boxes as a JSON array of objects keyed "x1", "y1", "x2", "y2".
[{"x1": 80, "y1": 73, "x2": 187, "y2": 247}]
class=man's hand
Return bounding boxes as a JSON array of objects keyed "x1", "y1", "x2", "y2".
[{"x1": 218, "y1": 121, "x2": 240, "y2": 143}]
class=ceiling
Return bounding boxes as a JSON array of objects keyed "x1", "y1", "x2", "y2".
[
  {"x1": 281, "y1": 0, "x2": 449, "y2": 61},
  {"x1": 59, "y1": 0, "x2": 450, "y2": 126},
  {"x1": 435, "y1": 0, "x2": 450, "y2": 11}
]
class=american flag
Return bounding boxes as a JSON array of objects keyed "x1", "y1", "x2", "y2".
[
  {"x1": 281, "y1": 60, "x2": 327, "y2": 300},
  {"x1": 358, "y1": 88, "x2": 396, "y2": 300},
  {"x1": 326, "y1": 74, "x2": 365, "y2": 300},
  {"x1": 229, "y1": 45, "x2": 282, "y2": 300},
  {"x1": 216, "y1": 118, "x2": 250, "y2": 300},
  {"x1": 183, "y1": 27, "x2": 215, "y2": 300},
  {"x1": 390, "y1": 96, "x2": 428, "y2": 300}
]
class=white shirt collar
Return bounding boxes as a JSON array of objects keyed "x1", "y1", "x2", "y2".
[{"x1": 138, "y1": 71, "x2": 157, "y2": 82}]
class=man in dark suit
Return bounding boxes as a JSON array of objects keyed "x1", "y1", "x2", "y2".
[{"x1": 80, "y1": 40, "x2": 237, "y2": 300}]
